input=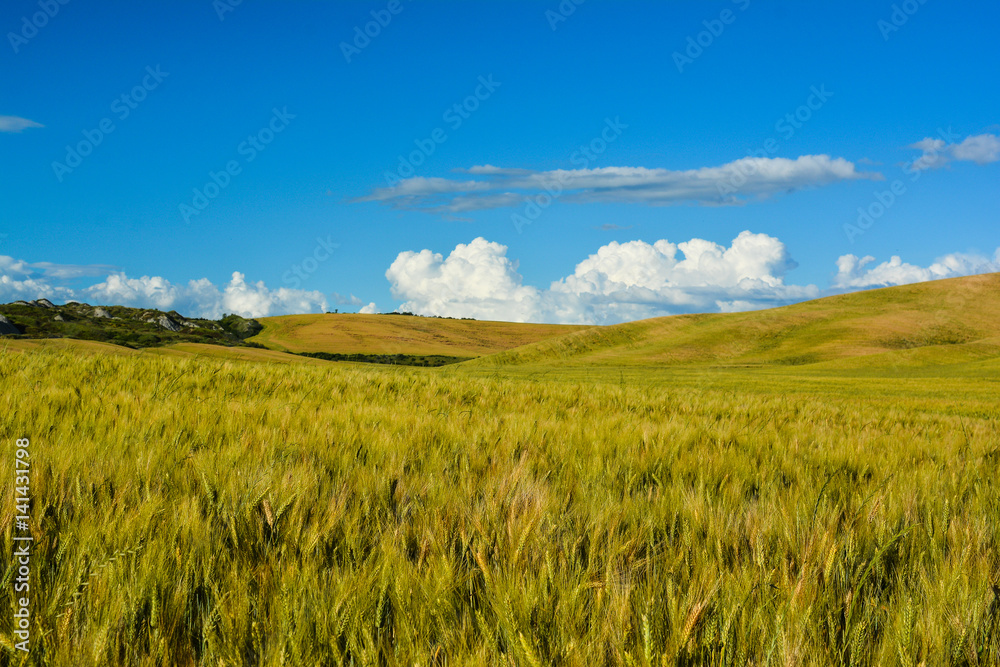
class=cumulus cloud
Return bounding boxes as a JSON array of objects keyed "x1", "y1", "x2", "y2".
[
  {"x1": 0, "y1": 275, "x2": 74, "y2": 303},
  {"x1": 908, "y1": 133, "x2": 1000, "y2": 171},
  {"x1": 388, "y1": 237, "x2": 1000, "y2": 325},
  {"x1": 84, "y1": 272, "x2": 329, "y2": 318},
  {"x1": 386, "y1": 234, "x2": 820, "y2": 324},
  {"x1": 0, "y1": 256, "x2": 107, "y2": 303},
  {"x1": 387, "y1": 239, "x2": 543, "y2": 322},
  {"x1": 359, "y1": 302, "x2": 378, "y2": 314},
  {"x1": 0, "y1": 116, "x2": 44, "y2": 133},
  {"x1": 0, "y1": 254, "x2": 331, "y2": 318},
  {"x1": 833, "y1": 250, "x2": 1000, "y2": 289},
  {"x1": 355, "y1": 155, "x2": 880, "y2": 216}
]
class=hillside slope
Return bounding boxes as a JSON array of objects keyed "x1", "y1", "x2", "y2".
[
  {"x1": 249, "y1": 313, "x2": 590, "y2": 357},
  {"x1": 466, "y1": 273, "x2": 1000, "y2": 369},
  {"x1": 0, "y1": 300, "x2": 263, "y2": 349}
]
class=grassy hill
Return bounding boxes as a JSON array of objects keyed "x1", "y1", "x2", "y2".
[
  {"x1": 467, "y1": 273, "x2": 1000, "y2": 372},
  {"x1": 5, "y1": 275, "x2": 1000, "y2": 664},
  {"x1": 0, "y1": 300, "x2": 264, "y2": 349},
  {"x1": 249, "y1": 312, "x2": 590, "y2": 358},
  {"x1": 5, "y1": 314, "x2": 999, "y2": 665}
]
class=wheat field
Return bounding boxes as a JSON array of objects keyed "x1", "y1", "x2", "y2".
[{"x1": 1, "y1": 343, "x2": 998, "y2": 665}]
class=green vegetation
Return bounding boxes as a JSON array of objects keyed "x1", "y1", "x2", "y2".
[
  {"x1": 0, "y1": 302, "x2": 263, "y2": 350},
  {"x1": 297, "y1": 351, "x2": 472, "y2": 367},
  {"x1": 1, "y1": 275, "x2": 998, "y2": 665},
  {"x1": 218, "y1": 314, "x2": 264, "y2": 340}
]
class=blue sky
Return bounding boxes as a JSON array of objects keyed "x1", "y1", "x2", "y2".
[{"x1": 2, "y1": 0, "x2": 998, "y2": 323}]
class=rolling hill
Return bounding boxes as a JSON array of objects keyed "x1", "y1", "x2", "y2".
[
  {"x1": 0, "y1": 300, "x2": 264, "y2": 349},
  {"x1": 464, "y1": 272, "x2": 1000, "y2": 371},
  {"x1": 7, "y1": 274, "x2": 1000, "y2": 374},
  {"x1": 248, "y1": 313, "x2": 590, "y2": 358}
]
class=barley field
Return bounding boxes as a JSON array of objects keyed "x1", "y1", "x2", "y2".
[{"x1": 1, "y1": 341, "x2": 998, "y2": 666}]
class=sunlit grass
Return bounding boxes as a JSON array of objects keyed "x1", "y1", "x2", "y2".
[
  {"x1": 0, "y1": 344, "x2": 998, "y2": 665},
  {"x1": 250, "y1": 313, "x2": 587, "y2": 358}
]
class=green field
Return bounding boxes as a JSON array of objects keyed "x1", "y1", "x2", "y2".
[{"x1": 2, "y1": 277, "x2": 999, "y2": 665}]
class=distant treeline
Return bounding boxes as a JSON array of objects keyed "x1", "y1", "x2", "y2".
[
  {"x1": 378, "y1": 312, "x2": 476, "y2": 320},
  {"x1": 295, "y1": 351, "x2": 472, "y2": 367}
]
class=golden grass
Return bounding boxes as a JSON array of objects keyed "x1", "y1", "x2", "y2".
[
  {"x1": 249, "y1": 313, "x2": 589, "y2": 357},
  {"x1": 0, "y1": 338, "x2": 140, "y2": 357},
  {"x1": 1, "y1": 337, "x2": 998, "y2": 665},
  {"x1": 471, "y1": 272, "x2": 1000, "y2": 370},
  {"x1": 146, "y1": 343, "x2": 327, "y2": 365}
]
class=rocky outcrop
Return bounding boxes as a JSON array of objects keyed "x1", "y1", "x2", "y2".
[
  {"x1": 0, "y1": 315, "x2": 21, "y2": 335},
  {"x1": 155, "y1": 314, "x2": 181, "y2": 332},
  {"x1": 0, "y1": 301, "x2": 256, "y2": 348}
]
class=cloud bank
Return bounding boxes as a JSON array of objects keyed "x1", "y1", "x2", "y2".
[
  {"x1": 0, "y1": 256, "x2": 329, "y2": 318},
  {"x1": 386, "y1": 236, "x2": 1000, "y2": 324},
  {"x1": 3, "y1": 240, "x2": 999, "y2": 325},
  {"x1": 833, "y1": 250, "x2": 1000, "y2": 289},
  {"x1": 356, "y1": 155, "x2": 881, "y2": 215},
  {"x1": 387, "y1": 234, "x2": 819, "y2": 324}
]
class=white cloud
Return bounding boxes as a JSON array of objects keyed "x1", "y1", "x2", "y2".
[
  {"x1": 84, "y1": 273, "x2": 185, "y2": 310},
  {"x1": 0, "y1": 256, "x2": 95, "y2": 303},
  {"x1": 833, "y1": 250, "x2": 1000, "y2": 289},
  {"x1": 356, "y1": 155, "x2": 881, "y2": 215},
  {"x1": 0, "y1": 256, "x2": 33, "y2": 277},
  {"x1": 388, "y1": 237, "x2": 1000, "y2": 325},
  {"x1": 0, "y1": 255, "x2": 331, "y2": 319},
  {"x1": 908, "y1": 133, "x2": 1000, "y2": 171},
  {"x1": 0, "y1": 256, "x2": 116, "y2": 280},
  {"x1": 950, "y1": 134, "x2": 1000, "y2": 164},
  {"x1": 0, "y1": 116, "x2": 44, "y2": 133},
  {"x1": 359, "y1": 302, "x2": 378, "y2": 314},
  {"x1": 84, "y1": 271, "x2": 329, "y2": 318},
  {"x1": 386, "y1": 233, "x2": 819, "y2": 324},
  {"x1": 0, "y1": 275, "x2": 73, "y2": 303},
  {"x1": 30, "y1": 262, "x2": 120, "y2": 280},
  {"x1": 386, "y1": 239, "x2": 542, "y2": 322}
]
